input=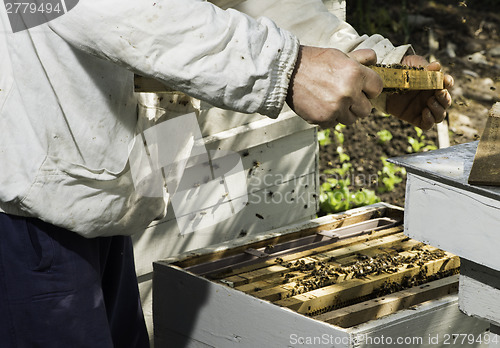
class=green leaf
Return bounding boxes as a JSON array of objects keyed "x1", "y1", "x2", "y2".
[
  {"x1": 318, "y1": 129, "x2": 332, "y2": 146},
  {"x1": 376, "y1": 129, "x2": 393, "y2": 144}
]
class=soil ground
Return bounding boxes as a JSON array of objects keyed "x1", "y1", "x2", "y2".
[{"x1": 318, "y1": 0, "x2": 500, "y2": 209}]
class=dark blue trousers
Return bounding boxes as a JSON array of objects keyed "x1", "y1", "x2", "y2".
[{"x1": 0, "y1": 213, "x2": 150, "y2": 348}]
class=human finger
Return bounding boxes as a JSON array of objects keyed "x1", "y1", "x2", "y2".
[
  {"x1": 350, "y1": 95, "x2": 374, "y2": 119},
  {"x1": 401, "y1": 55, "x2": 429, "y2": 68},
  {"x1": 427, "y1": 95, "x2": 446, "y2": 124},
  {"x1": 337, "y1": 106, "x2": 358, "y2": 126},
  {"x1": 348, "y1": 49, "x2": 383, "y2": 99},
  {"x1": 418, "y1": 108, "x2": 435, "y2": 131},
  {"x1": 426, "y1": 61, "x2": 442, "y2": 71},
  {"x1": 444, "y1": 74, "x2": 454, "y2": 89},
  {"x1": 348, "y1": 49, "x2": 377, "y2": 66},
  {"x1": 362, "y1": 67, "x2": 384, "y2": 99},
  {"x1": 435, "y1": 89, "x2": 452, "y2": 109}
]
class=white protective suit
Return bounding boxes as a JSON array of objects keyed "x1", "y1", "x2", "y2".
[{"x1": 0, "y1": 0, "x2": 409, "y2": 237}]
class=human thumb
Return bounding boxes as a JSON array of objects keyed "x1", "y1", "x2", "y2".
[{"x1": 348, "y1": 49, "x2": 377, "y2": 66}]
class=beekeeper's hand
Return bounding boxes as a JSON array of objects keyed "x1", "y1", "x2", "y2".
[
  {"x1": 286, "y1": 46, "x2": 383, "y2": 128},
  {"x1": 386, "y1": 55, "x2": 454, "y2": 131}
]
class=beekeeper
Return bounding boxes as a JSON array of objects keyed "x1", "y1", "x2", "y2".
[{"x1": 0, "y1": 0, "x2": 452, "y2": 346}]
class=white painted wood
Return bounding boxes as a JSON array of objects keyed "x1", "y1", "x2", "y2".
[
  {"x1": 154, "y1": 263, "x2": 352, "y2": 348},
  {"x1": 133, "y1": 123, "x2": 318, "y2": 274},
  {"x1": 157, "y1": 203, "x2": 400, "y2": 266},
  {"x1": 461, "y1": 260, "x2": 500, "y2": 290},
  {"x1": 200, "y1": 110, "x2": 313, "y2": 152},
  {"x1": 134, "y1": 119, "x2": 318, "y2": 341},
  {"x1": 144, "y1": 203, "x2": 401, "y2": 341},
  {"x1": 489, "y1": 326, "x2": 500, "y2": 348},
  {"x1": 138, "y1": 92, "x2": 309, "y2": 139},
  {"x1": 136, "y1": 173, "x2": 318, "y2": 338},
  {"x1": 153, "y1": 265, "x2": 489, "y2": 348},
  {"x1": 133, "y1": 172, "x2": 317, "y2": 277},
  {"x1": 459, "y1": 274, "x2": 500, "y2": 328},
  {"x1": 198, "y1": 107, "x2": 266, "y2": 138},
  {"x1": 355, "y1": 295, "x2": 489, "y2": 348},
  {"x1": 153, "y1": 204, "x2": 489, "y2": 348},
  {"x1": 404, "y1": 170, "x2": 500, "y2": 338},
  {"x1": 404, "y1": 173, "x2": 500, "y2": 272},
  {"x1": 132, "y1": 125, "x2": 319, "y2": 276},
  {"x1": 437, "y1": 121, "x2": 450, "y2": 148},
  {"x1": 491, "y1": 333, "x2": 500, "y2": 348}
]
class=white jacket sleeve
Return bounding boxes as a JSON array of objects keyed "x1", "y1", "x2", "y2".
[
  {"x1": 231, "y1": 0, "x2": 411, "y2": 112},
  {"x1": 232, "y1": 0, "x2": 410, "y2": 64},
  {"x1": 48, "y1": 0, "x2": 299, "y2": 118}
]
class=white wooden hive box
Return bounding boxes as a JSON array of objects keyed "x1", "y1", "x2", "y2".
[{"x1": 153, "y1": 203, "x2": 491, "y2": 348}]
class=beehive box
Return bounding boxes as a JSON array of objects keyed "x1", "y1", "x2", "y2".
[
  {"x1": 132, "y1": 95, "x2": 319, "y2": 339},
  {"x1": 153, "y1": 203, "x2": 490, "y2": 348}
]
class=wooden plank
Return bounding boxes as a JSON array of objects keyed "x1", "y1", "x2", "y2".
[
  {"x1": 437, "y1": 120, "x2": 450, "y2": 149},
  {"x1": 274, "y1": 251, "x2": 459, "y2": 315},
  {"x1": 153, "y1": 264, "x2": 352, "y2": 348},
  {"x1": 459, "y1": 273, "x2": 500, "y2": 328},
  {"x1": 205, "y1": 225, "x2": 403, "y2": 280},
  {"x1": 134, "y1": 172, "x2": 317, "y2": 277},
  {"x1": 370, "y1": 65, "x2": 444, "y2": 90},
  {"x1": 468, "y1": 102, "x2": 500, "y2": 186},
  {"x1": 218, "y1": 231, "x2": 407, "y2": 287},
  {"x1": 154, "y1": 261, "x2": 490, "y2": 348},
  {"x1": 132, "y1": 126, "x2": 318, "y2": 277},
  {"x1": 354, "y1": 294, "x2": 490, "y2": 348},
  {"x1": 313, "y1": 275, "x2": 459, "y2": 328},
  {"x1": 460, "y1": 259, "x2": 500, "y2": 289},
  {"x1": 247, "y1": 243, "x2": 444, "y2": 302},
  {"x1": 459, "y1": 259, "x2": 500, "y2": 327},
  {"x1": 170, "y1": 205, "x2": 402, "y2": 270},
  {"x1": 235, "y1": 233, "x2": 416, "y2": 291}
]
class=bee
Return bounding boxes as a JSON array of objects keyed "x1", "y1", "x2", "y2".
[{"x1": 265, "y1": 245, "x2": 274, "y2": 251}]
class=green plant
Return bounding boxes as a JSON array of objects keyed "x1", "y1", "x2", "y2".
[
  {"x1": 376, "y1": 129, "x2": 393, "y2": 144},
  {"x1": 407, "y1": 127, "x2": 438, "y2": 153},
  {"x1": 319, "y1": 179, "x2": 351, "y2": 213},
  {"x1": 333, "y1": 124, "x2": 346, "y2": 145},
  {"x1": 318, "y1": 129, "x2": 332, "y2": 146},
  {"x1": 318, "y1": 122, "x2": 380, "y2": 215},
  {"x1": 319, "y1": 178, "x2": 380, "y2": 214},
  {"x1": 377, "y1": 157, "x2": 406, "y2": 193}
]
